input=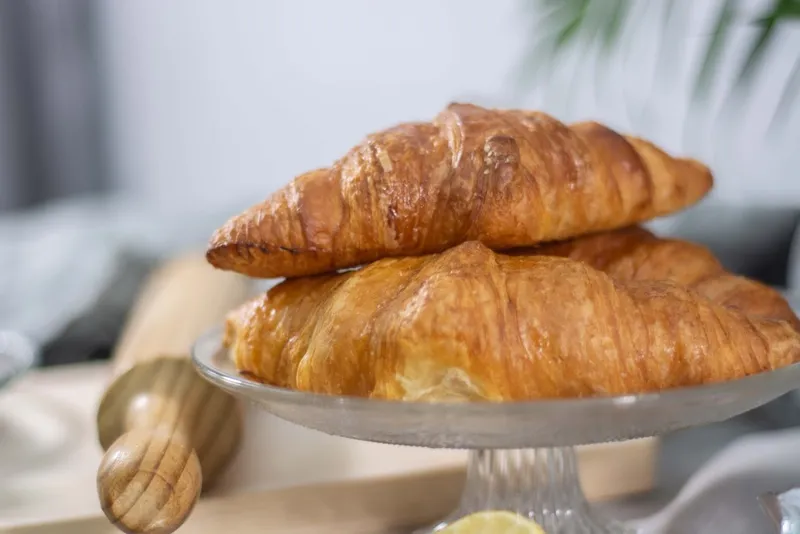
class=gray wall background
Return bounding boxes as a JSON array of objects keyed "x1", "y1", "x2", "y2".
[
  {"x1": 0, "y1": 0, "x2": 798, "y2": 214},
  {"x1": 95, "y1": 0, "x2": 800, "y2": 209},
  {"x1": 0, "y1": 0, "x2": 108, "y2": 211}
]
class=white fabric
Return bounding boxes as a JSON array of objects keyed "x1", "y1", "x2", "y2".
[
  {"x1": 0, "y1": 195, "x2": 249, "y2": 345},
  {"x1": 634, "y1": 429, "x2": 800, "y2": 534}
]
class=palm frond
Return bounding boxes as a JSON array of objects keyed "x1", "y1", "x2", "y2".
[
  {"x1": 737, "y1": 15, "x2": 778, "y2": 88},
  {"x1": 516, "y1": 0, "x2": 800, "y2": 131},
  {"x1": 693, "y1": 0, "x2": 737, "y2": 102},
  {"x1": 598, "y1": 0, "x2": 631, "y2": 50},
  {"x1": 737, "y1": 0, "x2": 800, "y2": 85},
  {"x1": 554, "y1": 0, "x2": 590, "y2": 48},
  {"x1": 770, "y1": 56, "x2": 800, "y2": 133}
]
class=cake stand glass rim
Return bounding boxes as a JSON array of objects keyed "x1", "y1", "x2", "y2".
[{"x1": 192, "y1": 325, "x2": 800, "y2": 415}]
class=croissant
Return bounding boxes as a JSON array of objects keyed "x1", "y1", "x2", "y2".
[
  {"x1": 223, "y1": 241, "x2": 800, "y2": 401},
  {"x1": 207, "y1": 103, "x2": 713, "y2": 278},
  {"x1": 523, "y1": 226, "x2": 800, "y2": 330}
]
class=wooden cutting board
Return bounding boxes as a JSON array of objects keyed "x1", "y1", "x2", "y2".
[
  {"x1": 4, "y1": 439, "x2": 655, "y2": 534},
  {"x1": 0, "y1": 362, "x2": 657, "y2": 533},
  {"x1": 4, "y1": 469, "x2": 465, "y2": 534}
]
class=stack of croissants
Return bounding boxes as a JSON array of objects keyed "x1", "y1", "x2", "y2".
[{"x1": 206, "y1": 103, "x2": 800, "y2": 402}]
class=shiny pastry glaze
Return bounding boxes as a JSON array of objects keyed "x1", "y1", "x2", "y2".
[
  {"x1": 207, "y1": 103, "x2": 713, "y2": 278},
  {"x1": 223, "y1": 242, "x2": 800, "y2": 401}
]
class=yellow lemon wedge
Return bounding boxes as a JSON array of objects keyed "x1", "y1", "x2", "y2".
[{"x1": 438, "y1": 511, "x2": 547, "y2": 534}]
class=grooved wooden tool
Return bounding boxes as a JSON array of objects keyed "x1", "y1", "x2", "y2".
[{"x1": 95, "y1": 254, "x2": 252, "y2": 534}]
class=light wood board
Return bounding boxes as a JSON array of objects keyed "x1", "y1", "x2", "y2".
[{"x1": 0, "y1": 362, "x2": 657, "y2": 533}]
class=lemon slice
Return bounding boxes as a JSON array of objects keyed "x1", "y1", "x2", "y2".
[{"x1": 438, "y1": 511, "x2": 547, "y2": 533}]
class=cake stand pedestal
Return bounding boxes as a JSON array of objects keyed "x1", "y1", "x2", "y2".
[
  {"x1": 421, "y1": 447, "x2": 628, "y2": 533},
  {"x1": 193, "y1": 327, "x2": 800, "y2": 533}
]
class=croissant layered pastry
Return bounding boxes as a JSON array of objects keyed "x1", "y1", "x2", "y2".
[
  {"x1": 207, "y1": 103, "x2": 713, "y2": 279},
  {"x1": 525, "y1": 226, "x2": 800, "y2": 330},
  {"x1": 209, "y1": 102, "x2": 799, "y2": 403},
  {"x1": 223, "y1": 241, "x2": 800, "y2": 401}
]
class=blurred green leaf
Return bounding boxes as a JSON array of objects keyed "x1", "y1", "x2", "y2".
[
  {"x1": 737, "y1": 0, "x2": 800, "y2": 86},
  {"x1": 770, "y1": 56, "x2": 800, "y2": 133},
  {"x1": 518, "y1": 0, "x2": 800, "y2": 129},
  {"x1": 552, "y1": 0, "x2": 590, "y2": 49},
  {"x1": 773, "y1": 0, "x2": 800, "y2": 18},
  {"x1": 518, "y1": 0, "x2": 631, "y2": 81},
  {"x1": 514, "y1": 5, "x2": 574, "y2": 90},
  {"x1": 693, "y1": 0, "x2": 736, "y2": 101},
  {"x1": 737, "y1": 19, "x2": 777, "y2": 87},
  {"x1": 599, "y1": 0, "x2": 631, "y2": 50}
]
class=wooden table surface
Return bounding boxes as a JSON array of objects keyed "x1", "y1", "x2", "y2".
[{"x1": 0, "y1": 362, "x2": 657, "y2": 532}]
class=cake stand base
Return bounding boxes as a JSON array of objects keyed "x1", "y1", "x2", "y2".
[{"x1": 414, "y1": 447, "x2": 633, "y2": 534}]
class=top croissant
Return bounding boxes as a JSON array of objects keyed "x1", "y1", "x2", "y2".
[{"x1": 207, "y1": 103, "x2": 713, "y2": 278}]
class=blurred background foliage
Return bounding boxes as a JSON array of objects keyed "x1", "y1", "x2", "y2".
[{"x1": 518, "y1": 0, "x2": 800, "y2": 135}]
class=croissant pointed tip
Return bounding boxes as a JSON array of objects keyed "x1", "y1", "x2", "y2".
[
  {"x1": 681, "y1": 156, "x2": 714, "y2": 182},
  {"x1": 678, "y1": 158, "x2": 715, "y2": 206},
  {"x1": 205, "y1": 245, "x2": 224, "y2": 269}
]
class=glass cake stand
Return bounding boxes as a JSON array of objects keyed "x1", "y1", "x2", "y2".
[{"x1": 192, "y1": 327, "x2": 800, "y2": 533}]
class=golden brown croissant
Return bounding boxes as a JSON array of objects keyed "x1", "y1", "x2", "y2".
[
  {"x1": 207, "y1": 103, "x2": 713, "y2": 278},
  {"x1": 223, "y1": 242, "x2": 800, "y2": 401},
  {"x1": 524, "y1": 226, "x2": 800, "y2": 330}
]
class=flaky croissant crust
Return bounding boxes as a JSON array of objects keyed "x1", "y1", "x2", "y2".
[
  {"x1": 208, "y1": 103, "x2": 712, "y2": 278},
  {"x1": 524, "y1": 226, "x2": 800, "y2": 330},
  {"x1": 224, "y1": 242, "x2": 800, "y2": 402}
]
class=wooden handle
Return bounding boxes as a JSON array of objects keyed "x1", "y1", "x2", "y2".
[{"x1": 96, "y1": 254, "x2": 252, "y2": 534}]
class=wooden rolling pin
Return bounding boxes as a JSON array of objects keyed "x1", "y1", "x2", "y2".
[{"x1": 95, "y1": 254, "x2": 253, "y2": 534}]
